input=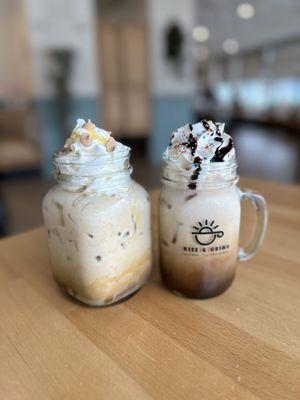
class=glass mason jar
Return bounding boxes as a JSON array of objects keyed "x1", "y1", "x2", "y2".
[
  {"x1": 43, "y1": 150, "x2": 152, "y2": 306},
  {"x1": 159, "y1": 159, "x2": 267, "y2": 298}
]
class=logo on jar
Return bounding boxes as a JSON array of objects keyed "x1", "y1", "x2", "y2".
[{"x1": 192, "y1": 220, "x2": 224, "y2": 246}]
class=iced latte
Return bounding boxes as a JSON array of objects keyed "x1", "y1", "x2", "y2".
[
  {"x1": 43, "y1": 119, "x2": 152, "y2": 305},
  {"x1": 159, "y1": 120, "x2": 267, "y2": 298}
]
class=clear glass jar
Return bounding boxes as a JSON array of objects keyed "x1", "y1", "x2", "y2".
[
  {"x1": 159, "y1": 159, "x2": 267, "y2": 298},
  {"x1": 43, "y1": 151, "x2": 152, "y2": 306}
]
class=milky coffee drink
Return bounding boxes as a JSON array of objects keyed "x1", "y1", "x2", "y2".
[
  {"x1": 159, "y1": 120, "x2": 267, "y2": 298},
  {"x1": 43, "y1": 119, "x2": 152, "y2": 306}
]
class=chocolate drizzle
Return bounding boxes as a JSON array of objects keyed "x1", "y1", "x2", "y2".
[
  {"x1": 188, "y1": 182, "x2": 197, "y2": 190},
  {"x1": 202, "y1": 119, "x2": 210, "y2": 130},
  {"x1": 216, "y1": 125, "x2": 222, "y2": 136},
  {"x1": 214, "y1": 137, "x2": 223, "y2": 143},
  {"x1": 185, "y1": 193, "x2": 197, "y2": 201},
  {"x1": 188, "y1": 166, "x2": 201, "y2": 190},
  {"x1": 211, "y1": 138, "x2": 234, "y2": 162},
  {"x1": 191, "y1": 165, "x2": 201, "y2": 181},
  {"x1": 168, "y1": 120, "x2": 234, "y2": 191},
  {"x1": 169, "y1": 133, "x2": 175, "y2": 146},
  {"x1": 187, "y1": 156, "x2": 202, "y2": 190},
  {"x1": 185, "y1": 133, "x2": 198, "y2": 156}
]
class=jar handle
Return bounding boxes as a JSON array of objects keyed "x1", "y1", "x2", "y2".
[{"x1": 238, "y1": 188, "x2": 268, "y2": 261}]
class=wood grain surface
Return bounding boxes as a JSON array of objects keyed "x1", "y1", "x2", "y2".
[{"x1": 0, "y1": 177, "x2": 299, "y2": 400}]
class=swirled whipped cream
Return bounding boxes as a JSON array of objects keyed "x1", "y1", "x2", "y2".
[
  {"x1": 163, "y1": 120, "x2": 235, "y2": 189},
  {"x1": 58, "y1": 118, "x2": 129, "y2": 159},
  {"x1": 54, "y1": 119, "x2": 130, "y2": 193}
]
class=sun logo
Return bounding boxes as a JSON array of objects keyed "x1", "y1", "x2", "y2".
[{"x1": 192, "y1": 220, "x2": 224, "y2": 246}]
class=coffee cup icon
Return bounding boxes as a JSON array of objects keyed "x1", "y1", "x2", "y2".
[{"x1": 192, "y1": 220, "x2": 224, "y2": 246}]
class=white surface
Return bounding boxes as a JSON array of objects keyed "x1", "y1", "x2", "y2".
[
  {"x1": 147, "y1": 0, "x2": 196, "y2": 96},
  {"x1": 24, "y1": 0, "x2": 100, "y2": 98}
]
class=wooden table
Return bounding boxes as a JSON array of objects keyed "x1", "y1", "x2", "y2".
[{"x1": 0, "y1": 178, "x2": 299, "y2": 400}]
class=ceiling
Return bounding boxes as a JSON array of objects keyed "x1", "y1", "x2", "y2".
[{"x1": 195, "y1": 0, "x2": 300, "y2": 56}]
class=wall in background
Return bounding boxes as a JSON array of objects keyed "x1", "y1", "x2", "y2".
[
  {"x1": 25, "y1": 0, "x2": 100, "y2": 99},
  {"x1": 25, "y1": 0, "x2": 101, "y2": 176},
  {"x1": 147, "y1": 0, "x2": 196, "y2": 164},
  {"x1": 0, "y1": 0, "x2": 32, "y2": 103},
  {"x1": 22, "y1": 0, "x2": 198, "y2": 170},
  {"x1": 98, "y1": 0, "x2": 151, "y2": 138}
]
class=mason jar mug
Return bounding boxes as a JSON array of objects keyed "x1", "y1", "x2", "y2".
[
  {"x1": 43, "y1": 152, "x2": 152, "y2": 306},
  {"x1": 159, "y1": 160, "x2": 267, "y2": 298}
]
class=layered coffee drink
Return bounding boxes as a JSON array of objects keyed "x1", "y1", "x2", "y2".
[
  {"x1": 159, "y1": 120, "x2": 267, "y2": 298},
  {"x1": 43, "y1": 119, "x2": 152, "y2": 306}
]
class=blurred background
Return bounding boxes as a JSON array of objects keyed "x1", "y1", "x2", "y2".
[{"x1": 1, "y1": 0, "x2": 300, "y2": 236}]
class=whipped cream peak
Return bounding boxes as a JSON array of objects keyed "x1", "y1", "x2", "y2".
[
  {"x1": 165, "y1": 120, "x2": 235, "y2": 168},
  {"x1": 163, "y1": 120, "x2": 236, "y2": 189},
  {"x1": 59, "y1": 118, "x2": 123, "y2": 157},
  {"x1": 54, "y1": 119, "x2": 130, "y2": 194}
]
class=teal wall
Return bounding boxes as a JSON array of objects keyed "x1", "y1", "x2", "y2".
[
  {"x1": 69, "y1": 97, "x2": 100, "y2": 126},
  {"x1": 35, "y1": 97, "x2": 101, "y2": 177},
  {"x1": 150, "y1": 97, "x2": 193, "y2": 164}
]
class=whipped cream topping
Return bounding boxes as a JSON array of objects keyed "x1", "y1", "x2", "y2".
[
  {"x1": 58, "y1": 118, "x2": 129, "y2": 159},
  {"x1": 54, "y1": 119, "x2": 130, "y2": 194},
  {"x1": 163, "y1": 120, "x2": 236, "y2": 189}
]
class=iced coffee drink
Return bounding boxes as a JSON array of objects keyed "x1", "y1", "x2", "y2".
[
  {"x1": 43, "y1": 119, "x2": 152, "y2": 306},
  {"x1": 159, "y1": 120, "x2": 267, "y2": 298}
]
